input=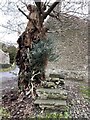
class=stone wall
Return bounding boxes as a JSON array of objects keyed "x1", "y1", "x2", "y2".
[
  {"x1": 45, "y1": 14, "x2": 88, "y2": 81},
  {"x1": 45, "y1": 63, "x2": 88, "y2": 81}
]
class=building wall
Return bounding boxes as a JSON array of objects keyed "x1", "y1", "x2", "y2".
[{"x1": 0, "y1": 49, "x2": 10, "y2": 64}]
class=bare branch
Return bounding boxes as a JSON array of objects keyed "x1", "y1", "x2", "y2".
[
  {"x1": 20, "y1": 1, "x2": 28, "y2": 8},
  {"x1": 17, "y1": 6, "x2": 38, "y2": 30},
  {"x1": 17, "y1": 6, "x2": 30, "y2": 21},
  {"x1": 49, "y1": 13, "x2": 61, "y2": 22},
  {"x1": 43, "y1": 0, "x2": 59, "y2": 19},
  {"x1": 33, "y1": 0, "x2": 42, "y2": 14}
]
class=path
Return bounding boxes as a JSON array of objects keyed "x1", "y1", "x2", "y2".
[
  {"x1": 66, "y1": 80, "x2": 90, "y2": 119},
  {"x1": 0, "y1": 66, "x2": 19, "y2": 92},
  {"x1": 0, "y1": 66, "x2": 19, "y2": 80}
]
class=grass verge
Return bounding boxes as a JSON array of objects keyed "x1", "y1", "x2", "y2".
[
  {"x1": 80, "y1": 86, "x2": 90, "y2": 101},
  {"x1": 0, "y1": 63, "x2": 16, "y2": 72},
  {"x1": 0, "y1": 107, "x2": 10, "y2": 119}
]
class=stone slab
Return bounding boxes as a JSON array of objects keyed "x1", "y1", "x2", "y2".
[
  {"x1": 49, "y1": 74, "x2": 60, "y2": 78},
  {"x1": 39, "y1": 105, "x2": 67, "y2": 111},
  {"x1": 36, "y1": 88, "x2": 67, "y2": 95},
  {"x1": 50, "y1": 78, "x2": 60, "y2": 81},
  {"x1": 34, "y1": 99, "x2": 67, "y2": 106},
  {"x1": 38, "y1": 93, "x2": 67, "y2": 100},
  {"x1": 47, "y1": 94, "x2": 67, "y2": 100},
  {"x1": 49, "y1": 74, "x2": 64, "y2": 79}
]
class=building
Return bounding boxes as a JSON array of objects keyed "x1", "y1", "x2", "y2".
[{"x1": 0, "y1": 49, "x2": 10, "y2": 64}]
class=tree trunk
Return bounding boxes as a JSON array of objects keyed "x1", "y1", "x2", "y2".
[{"x1": 16, "y1": 2, "x2": 59, "y2": 94}]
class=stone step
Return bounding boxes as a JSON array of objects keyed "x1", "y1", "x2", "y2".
[
  {"x1": 42, "y1": 81, "x2": 56, "y2": 88},
  {"x1": 39, "y1": 105, "x2": 67, "y2": 111},
  {"x1": 51, "y1": 79, "x2": 65, "y2": 84},
  {"x1": 50, "y1": 78, "x2": 60, "y2": 82},
  {"x1": 37, "y1": 93, "x2": 67, "y2": 100},
  {"x1": 36, "y1": 88, "x2": 67, "y2": 100},
  {"x1": 36, "y1": 88, "x2": 67, "y2": 95},
  {"x1": 34, "y1": 99, "x2": 67, "y2": 110},
  {"x1": 42, "y1": 80, "x2": 65, "y2": 88},
  {"x1": 47, "y1": 78, "x2": 65, "y2": 82},
  {"x1": 49, "y1": 74, "x2": 65, "y2": 79},
  {"x1": 34, "y1": 99, "x2": 67, "y2": 106}
]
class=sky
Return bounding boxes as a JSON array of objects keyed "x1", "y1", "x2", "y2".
[{"x1": 0, "y1": 0, "x2": 89, "y2": 45}]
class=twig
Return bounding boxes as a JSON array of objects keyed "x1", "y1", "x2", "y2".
[
  {"x1": 49, "y1": 13, "x2": 61, "y2": 22},
  {"x1": 17, "y1": 6, "x2": 31, "y2": 21},
  {"x1": 43, "y1": 0, "x2": 59, "y2": 19}
]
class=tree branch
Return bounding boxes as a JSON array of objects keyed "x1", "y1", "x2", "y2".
[
  {"x1": 47, "y1": 4, "x2": 60, "y2": 15},
  {"x1": 49, "y1": 13, "x2": 61, "y2": 22},
  {"x1": 17, "y1": 6, "x2": 31, "y2": 21},
  {"x1": 17, "y1": 6, "x2": 38, "y2": 30},
  {"x1": 43, "y1": 0, "x2": 59, "y2": 19},
  {"x1": 34, "y1": 0, "x2": 42, "y2": 14}
]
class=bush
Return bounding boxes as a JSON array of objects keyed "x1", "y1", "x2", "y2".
[{"x1": 7, "y1": 46, "x2": 17, "y2": 64}]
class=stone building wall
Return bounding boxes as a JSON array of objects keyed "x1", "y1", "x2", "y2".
[
  {"x1": 45, "y1": 14, "x2": 88, "y2": 81},
  {"x1": 0, "y1": 49, "x2": 10, "y2": 64}
]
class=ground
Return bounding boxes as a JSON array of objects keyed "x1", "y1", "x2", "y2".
[{"x1": 1, "y1": 77, "x2": 90, "y2": 119}]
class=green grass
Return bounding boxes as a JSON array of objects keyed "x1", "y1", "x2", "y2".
[
  {"x1": 0, "y1": 64, "x2": 11, "y2": 69},
  {"x1": 45, "y1": 112, "x2": 70, "y2": 119},
  {"x1": 0, "y1": 63, "x2": 16, "y2": 72},
  {"x1": 0, "y1": 107, "x2": 10, "y2": 118},
  {"x1": 33, "y1": 111, "x2": 71, "y2": 119},
  {"x1": 80, "y1": 86, "x2": 90, "y2": 101}
]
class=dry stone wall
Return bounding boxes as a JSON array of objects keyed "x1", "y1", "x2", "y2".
[{"x1": 45, "y1": 15, "x2": 88, "y2": 81}]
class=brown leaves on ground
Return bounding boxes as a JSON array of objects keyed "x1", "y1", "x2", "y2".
[{"x1": 2, "y1": 90, "x2": 37, "y2": 119}]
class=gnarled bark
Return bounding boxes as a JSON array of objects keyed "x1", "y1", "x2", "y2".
[{"x1": 16, "y1": 1, "x2": 59, "y2": 94}]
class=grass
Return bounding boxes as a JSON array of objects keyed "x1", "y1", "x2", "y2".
[
  {"x1": 0, "y1": 63, "x2": 16, "y2": 72},
  {"x1": 45, "y1": 112, "x2": 70, "y2": 119},
  {"x1": 80, "y1": 86, "x2": 90, "y2": 101},
  {"x1": 35, "y1": 111, "x2": 71, "y2": 119},
  {"x1": 0, "y1": 107, "x2": 10, "y2": 118}
]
